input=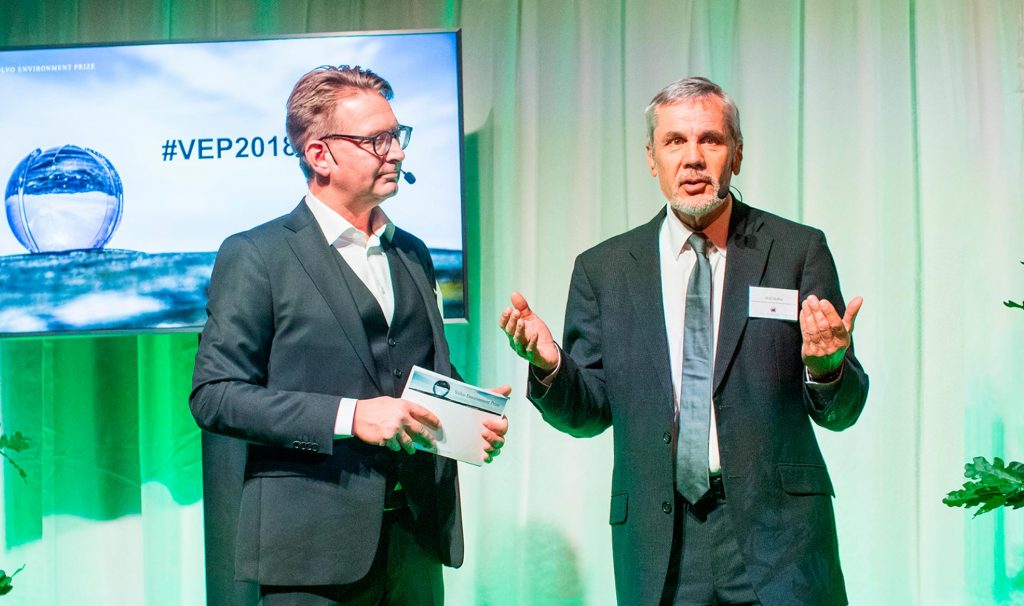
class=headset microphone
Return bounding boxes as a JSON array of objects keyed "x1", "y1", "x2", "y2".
[{"x1": 400, "y1": 169, "x2": 416, "y2": 185}]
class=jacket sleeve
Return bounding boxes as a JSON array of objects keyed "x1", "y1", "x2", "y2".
[
  {"x1": 798, "y1": 229, "x2": 869, "y2": 431},
  {"x1": 528, "y1": 255, "x2": 613, "y2": 438},
  {"x1": 189, "y1": 233, "x2": 339, "y2": 455}
]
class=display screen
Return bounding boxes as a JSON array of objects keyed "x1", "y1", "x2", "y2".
[{"x1": 0, "y1": 30, "x2": 466, "y2": 336}]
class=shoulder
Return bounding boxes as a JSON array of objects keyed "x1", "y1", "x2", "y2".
[
  {"x1": 737, "y1": 202, "x2": 826, "y2": 248},
  {"x1": 218, "y1": 203, "x2": 306, "y2": 255},
  {"x1": 576, "y1": 209, "x2": 664, "y2": 265},
  {"x1": 391, "y1": 225, "x2": 429, "y2": 254}
]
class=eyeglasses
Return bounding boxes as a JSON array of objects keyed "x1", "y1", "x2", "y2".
[{"x1": 320, "y1": 125, "x2": 412, "y2": 157}]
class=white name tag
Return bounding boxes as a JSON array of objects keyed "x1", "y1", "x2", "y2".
[{"x1": 748, "y1": 286, "x2": 799, "y2": 321}]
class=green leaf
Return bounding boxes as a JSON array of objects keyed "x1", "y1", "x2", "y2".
[
  {"x1": 0, "y1": 564, "x2": 26, "y2": 596},
  {"x1": 945, "y1": 457, "x2": 1024, "y2": 516}
]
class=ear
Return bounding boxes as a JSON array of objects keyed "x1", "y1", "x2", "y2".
[
  {"x1": 646, "y1": 143, "x2": 657, "y2": 176},
  {"x1": 731, "y1": 142, "x2": 743, "y2": 175},
  {"x1": 305, "y1": 140, "x2": 334, "y2": 177}
]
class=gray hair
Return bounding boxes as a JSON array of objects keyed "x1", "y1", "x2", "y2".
[
  {"x1": 286, "y1": 65, "x2": 394, "y2": 180},
  {"x1": 644, "y1": 77, "x2": 742, "y2": 146}
]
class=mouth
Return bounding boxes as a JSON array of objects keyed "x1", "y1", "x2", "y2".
[{"x1": 680, "y1": 177, "x2": 711, "y2": 196}]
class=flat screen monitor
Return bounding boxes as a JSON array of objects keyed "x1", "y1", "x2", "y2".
[{"x1": 0, "y1": 30, "x2": 467, "y2": 336}]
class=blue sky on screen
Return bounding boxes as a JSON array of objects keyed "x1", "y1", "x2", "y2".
[{"x1": 0, "y1": 32, "x2": 463, "y2": 255}]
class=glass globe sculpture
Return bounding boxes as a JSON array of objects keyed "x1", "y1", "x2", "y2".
[{"x1": 5, "y1": 145, "x2": 124, "y2": 253}]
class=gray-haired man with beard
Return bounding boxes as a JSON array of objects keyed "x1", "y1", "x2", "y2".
[{"x1": 500, "y1": 77, "x2": 868, "y2": 605}]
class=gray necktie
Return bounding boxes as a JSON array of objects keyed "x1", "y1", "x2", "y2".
[{"x1": 676, "y1": 232, "x2": 713, "y2": 503}]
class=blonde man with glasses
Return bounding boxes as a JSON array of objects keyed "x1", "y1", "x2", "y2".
[{"x1": 192, "y1": 65, "x2": 509, "y2": 606}]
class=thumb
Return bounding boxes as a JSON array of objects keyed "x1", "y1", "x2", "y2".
[
  {"x1": 843, "y1": 296, "x2": 863, "y2": 334},
  {"x1": 510, "y1": 291, "x2": 533, "y2": 317},
  {"x1": 489, "y1": 385, "x2": 512, "y2": 397}
]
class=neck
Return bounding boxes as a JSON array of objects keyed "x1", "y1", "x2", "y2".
[{"x1": 309, "y1": 182, "x2": 379, "y2": 236}]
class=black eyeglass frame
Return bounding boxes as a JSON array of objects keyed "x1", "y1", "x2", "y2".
[{"x1": 319, "y1": 124, "x2": 413, "y2": 158}]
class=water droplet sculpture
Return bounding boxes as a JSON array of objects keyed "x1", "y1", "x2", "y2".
[{"x1": 5, "y1": 145, "x2": 124, "y2": 253}]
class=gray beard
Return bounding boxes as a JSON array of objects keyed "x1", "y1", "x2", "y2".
[{"x1": 669, "y1": 192, "x2": 725, "y2": 220}]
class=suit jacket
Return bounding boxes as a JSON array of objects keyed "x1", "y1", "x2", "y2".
[
  {"x1": 529, "y1": 201, "x2": 868, "y2": 606},
  {"x1": 190, "y1": 201, "x2": 463, "y2": 587}
]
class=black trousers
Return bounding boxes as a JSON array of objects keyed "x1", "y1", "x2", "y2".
[
  {"x1": 661, "y1": 477, "x2": 761, "y2": 606},
  {"x1": 259, "y1": 507, "x2": 443, "y2": 606}
]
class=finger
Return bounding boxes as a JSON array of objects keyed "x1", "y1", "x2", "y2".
[
  {"x1": 510, "y1": 291, "x2": 533, "y2": 317},
  {"x1": 488, "y1": 385, "x2": 512, "y2": 397},
  {"x1": 801, "y1": 302, "x2": 821, "y2": 342},
  {"x1": 812, "y1": 306, "x2": 831, "y2": 336},
  {"x1": 513, "y1": 319, "x2": 531, "y2": 353},
  {"x1": 407, "y1": 403, "x2": 442, "y2": 429},
  {"x1": 483, "y1": 432, "x2": 505, "y2": 449},
  {"x1": 526, "y1": 333, "x2": 538, "y2": 355},
  {"x1": 398, "y1": 432, "x2": 417, "y2": 455},
  {"x1": 844, "y1": 296, "x2": 863, "y2": 333},
  {"x1": 404, "y1": 419, "x2": 436, "y2": 447},
  {"x1": 501, "y1": 309, "x2": 519, "y2": 336},
  {"x1": 483, "y1": 415, "x2": 510, "y2": 436},
  {"x1": 817, "y1": 299, "x2": 846, "y2": 337}
]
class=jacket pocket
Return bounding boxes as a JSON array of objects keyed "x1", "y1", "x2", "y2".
[
  {"x1": 777, "y1": 463, "x2": 835, "y2": 496},
  {"x1": 609, "y1": 491, "x2": 628, "y2": 525}
]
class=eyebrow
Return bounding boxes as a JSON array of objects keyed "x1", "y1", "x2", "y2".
[{"x1": 660, "y1": 128, "x2": 726, "y2": 142}]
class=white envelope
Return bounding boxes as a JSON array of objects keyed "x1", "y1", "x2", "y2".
[{"x1": 401, "y1": 366, "x2": 508, "y2": 466}]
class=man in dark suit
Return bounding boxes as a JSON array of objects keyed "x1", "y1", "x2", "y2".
[
  {"x1": 191, "y1": 65, "x2": 508, "y2": 606},
  {"x1": 500, "y1": 77, "x2": 868, "y2": 606}
]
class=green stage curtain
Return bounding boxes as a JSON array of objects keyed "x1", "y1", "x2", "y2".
[{"x1": 1, "y1": 1, "x2": 1022, "y2": 604}]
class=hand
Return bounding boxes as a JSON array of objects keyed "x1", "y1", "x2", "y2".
[
  {"x1": 482, "y1": 385, "x2": 511, "y2": 463},
  {"x1": 499, "y1": 292, "x2": 559, "y2": 371},
  {"x1": 352, "y1": 396, "x2": 441, "y2": 454},
  {"x1": 800, "y1": 295, "x2": 863, "y2": 379}
]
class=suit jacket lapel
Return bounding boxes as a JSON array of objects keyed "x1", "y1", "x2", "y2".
[
  {"x1": 389, "y1": 230, "x2": 453, "y2": 376},
  {"x1": 713, "y1": 200, "x2": 772, "y2": 393},
  {"x1": 627, "y1": 208, "x2": 675, "y2": 404},
  {"x1": 282, "y1": 201, "x2": 383, "y2": 391}
]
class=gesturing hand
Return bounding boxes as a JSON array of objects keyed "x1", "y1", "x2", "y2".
[
  {"x1": 352, "y1": 396, "x2": 441, "y2": 454},
  {"x1": 800, "y1": 294, "x2": 863, "y2": 379},
  {"x1": 499, "y1": 292, "x2": 559, "y2": 371}
]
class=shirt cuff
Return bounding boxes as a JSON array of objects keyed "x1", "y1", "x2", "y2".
[
  {"x1": 532, "y1": 354, "x2": 562, "y2": 387},
  {"x1": 333, "y1": 398, "x2": 357, "y2": 438},
  {"x1": 805, "y1": 363, "x2": 844, "y2": 386}
]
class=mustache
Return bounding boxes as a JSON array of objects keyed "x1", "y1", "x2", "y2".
[{"x1": 678, "y1": 171, "x2": 715, "y2": 185}]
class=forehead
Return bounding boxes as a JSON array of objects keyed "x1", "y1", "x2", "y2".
[
  {"x1": 652, "y1": 97, "x2": 728, "y2": 135},
  {"x1": 331, "y1": 90, "x2": 397, "y2": 133}
]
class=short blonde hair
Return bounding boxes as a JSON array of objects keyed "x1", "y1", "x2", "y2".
[{"x1": 285, "y1": 65, "x2": 394, "y2": 179}]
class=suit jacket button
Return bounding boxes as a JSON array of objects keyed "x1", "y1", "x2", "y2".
[
  {"x1": 662, "y1": 501, "x2": 672, "y2": 514},
  {"x1": 662, "y1": 432, "x2": 671, "y2": 444}
]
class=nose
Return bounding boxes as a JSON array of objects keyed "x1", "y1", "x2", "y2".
[
  {"x1": 682, "y1": 141, "x2": 705, "y2": 170},
  {"x1": 386, "y1": 139, "x2": 405, "y2": 163}
]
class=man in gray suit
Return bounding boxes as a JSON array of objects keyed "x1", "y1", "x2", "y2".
[
  {"x1": 501, "y1": 77, "x2": 868, "y2": 605},
  {"x1": 192, "y1": 65, "x2": 508, "y2": 606}
]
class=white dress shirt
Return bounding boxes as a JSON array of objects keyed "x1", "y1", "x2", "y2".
[
  {"x1": 659, "y1": 203, "x2": 729, "y2": 473},
  {"x1": 304, "y1": 192, "x2": 396, "y2": 438}
]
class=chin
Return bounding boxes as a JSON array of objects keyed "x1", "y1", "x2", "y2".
[{"x1": 670, "y1": 194, "x2": 724, "y2": 220}]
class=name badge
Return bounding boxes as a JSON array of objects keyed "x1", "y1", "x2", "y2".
[{"x1": 748, "y1": 286, "x2": 798, "y2": 321}]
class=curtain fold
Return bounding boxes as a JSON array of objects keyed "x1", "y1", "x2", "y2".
[{"x1": 1, "y1": 1, "x2": 1022, "y2": 604}]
